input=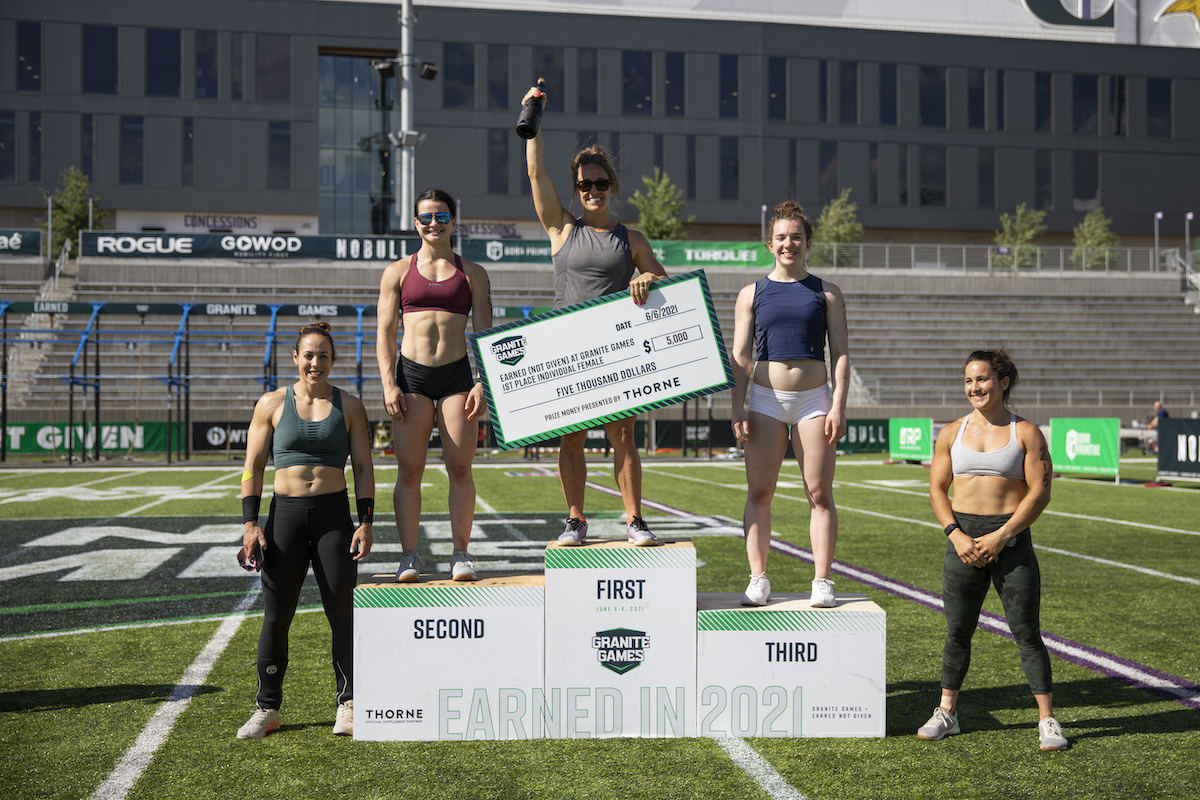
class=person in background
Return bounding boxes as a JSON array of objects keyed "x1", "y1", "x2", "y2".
[{"x1": 1146, "y1": 400, "x2": 1168, "y2": 453}]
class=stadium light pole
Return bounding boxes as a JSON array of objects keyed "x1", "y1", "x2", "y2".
[
  {"x1": 1154, "y1": 211, "x2": 1162, "y2": 270},
  {"x1": 1187, "y1": 211, "x2": 1194, "y2": 270},
  {"x1": 397, "y1": 0, "x2": 415, "y2": 234}
]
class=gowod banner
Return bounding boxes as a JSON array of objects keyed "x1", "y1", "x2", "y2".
[
  {"x1": 839, "y1": 419, "x2": 888, "y2": 453},
  {"x1": 79, "y1": 231, "x2": 418, "y2": 261},
  {"x1": 4, "y1": 422, "x2": 180, "y2": 454},
  {"x1": 0, "y1": 229, "x2": 41, "y2": 256},
  {"x1": 888, "y1": 418, "x2": 932, "y2": 461},
  {"x1": 1156, "y1": 418, "x2": 1200, "y2": 482},
  {"x1": 1050, "y1": 418, "x2": 1120, "y2": 477}
]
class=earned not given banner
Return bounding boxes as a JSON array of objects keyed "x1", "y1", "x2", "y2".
[
  {"x1": 1049, "y1": 417, "x2": 1119, "y2": 478},
  {"x1": 471, "y1": 271, "x2": 734, "y2": 450}
]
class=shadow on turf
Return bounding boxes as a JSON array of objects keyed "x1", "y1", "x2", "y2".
[
  {"x1": 889, "y1": 678, "x2": 1200, "y2": 738},
  {"x1": 0, "y1": 684, "x2": 219, "y2": 712}
]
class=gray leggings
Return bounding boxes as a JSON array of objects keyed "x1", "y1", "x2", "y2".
[{"x1": 941, "y1": 512, "x2": 1052, "y2": 695}]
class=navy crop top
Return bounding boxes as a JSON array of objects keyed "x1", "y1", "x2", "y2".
[
  {"x1": 401, "y1": 253, "x2": 472, "y2": 316},
  {"x1": 752, "y1": 274, "x2": 827, "y2": 363},
  {"x1": 272, "y1": 386, "x2": 350, "y2": 469}
]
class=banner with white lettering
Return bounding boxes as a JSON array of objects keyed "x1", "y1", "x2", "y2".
[
  {"x1": 888, "y1": 418, "x2": 932, "y2": 461},
  {"x1": 1, "y1": 301, "x2": 377, "y2": 318},
  {"x1": 4, "y1": 422, "x2": 179, "y2": 454},
  {"x1": 1156, "y1": 418, "x2": 1200, "y2": 482},
  {"x1": 465, "y1": 238, "x2": 771, "y2": 268},
  {"x1": 79, "y1": 231, "x2": 418, "y2": 261},
  {"x1": 1049, "y1": 417, "x2": 1120, "y2": 478},
  {"x1": 0, "y1": 229, "x2": 41, "y2": 257},
  {"x1": 471, "y1": 271, "x2": 734, "y2": 450}
]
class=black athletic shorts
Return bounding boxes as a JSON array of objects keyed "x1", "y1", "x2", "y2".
[{"x1": 395, "y1": 354, "x2": 475, "y2": 400}]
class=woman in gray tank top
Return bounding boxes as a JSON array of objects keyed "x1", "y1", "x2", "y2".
[{"x1": 523, "y1": 84, "x2": 668, "y2": 547}]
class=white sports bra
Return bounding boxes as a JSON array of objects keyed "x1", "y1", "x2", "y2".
[{"x1": 950, "y1": 413, "x2": 1025, "y2": 480}]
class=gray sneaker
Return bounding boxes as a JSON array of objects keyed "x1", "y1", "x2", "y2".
[
  {"x1": 333, "y1": 700, "x2": 353, "y2": 736},
  {"x1": 626, "y1": 516, "x2": 660, "y2": 547},
  {"x1": 395, "y1": 550, "x2": 424, "y2": 583},
  {"x1": 450, "y1": 551, "x2": 478, "y2": 581},
  {"x1": 916, "y1": 707, "x2": 960, "y2": 741},
  {"x1": 1038, "y1": 716, "x2": 1069, "y2": 751},
  {"x1": 558, "y1": 517, "x2": 588, "y2": 546},
  {"x1": 237, "y1": 707, "x2": 281, "y2": 739},
  {"x1": 741, "y1": 574, "x2": 771, "y2": 606}
]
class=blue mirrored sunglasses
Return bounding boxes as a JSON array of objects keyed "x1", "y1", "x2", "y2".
[{"x1": 416, "y1": 212, "x2": 452, "y2": 225}]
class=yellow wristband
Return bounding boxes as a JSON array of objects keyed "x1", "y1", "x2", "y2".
[{"x1": 241, "y1": 470, "x2": 253, "y2": 483}]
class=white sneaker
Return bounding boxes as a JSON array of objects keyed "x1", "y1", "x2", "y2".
[
  {"x1": 395, "y1": 550, "x2": 423, "y2": 583},
  {"x1": 450, "y1": 551, "x2": 478, "y2": 581},
  {"x1": 810, "y1": 577, "x2": 836, "y2": 608},
  {"x1": 237, "y1": 707, "x2": 281, "y2": 739},
  {"x1": 333, "y1": 700, "x2": 353, "y2": 736},
  {"x1": 1038, "y1": 716, "x2": 1069, "y2": 751},
  {"x1": 626, "y1": 516, "x2": 660, "y2": 547},
  {"x1": 916, "y1": 707, "x2": 960, "y2": 740},
  {"x1": 741, "y1": 574, "x2": 771, "y2": 606},
  {"x1": 558, "y1": 517, "x2": 588, "y2": 546}
]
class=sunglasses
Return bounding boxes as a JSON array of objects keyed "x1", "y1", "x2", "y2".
[
  {"x1": 575, "y1": 179, "x2": 612, "y2": 193},
  {"x1": 416, "y1": 212, "x2": 452, "y2": 225}
]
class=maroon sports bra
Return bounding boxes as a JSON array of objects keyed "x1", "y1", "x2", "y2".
[{"x1": 400, "y1": 253, "x2": 472, "y2": 316}]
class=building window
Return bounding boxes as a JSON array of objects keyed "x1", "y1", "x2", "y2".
[
  {"x1": 182, "y1": 118, "x2": 194, "y2": 187},
  {"x1": 686, "y1": 135, "x2": 696, "y2": 199},
  {"x1": 719, "y1": 136, "x2": 738, "y2": 199},
  {"x1": 869, "y1": 142, "x2": 879, "y2": 205},
  {"x1": 968, "y1": 68, "x2": 985, "y2": 130},
  {"x1": 879, "y1": 63, "x2": 897, "y2": 126},
  {"x1": 610, "y1": 133, "x2": 621, "y2": 177},
  {"x1": 442, "y1": 43, "x2": 475, "y2": 109},
  {"x1": 268, "y1": 121, "x2": 291, "y2": 190},
  {"x1": 1073, "y1": 151, "x2": 1099, "y2": 212},
  {"x1": 818, "y1": 61, "x2": 829, "y2": 124},
  {"x1": 996, "y1": 70, "x2": 1006, "y2": 131},
  {"x1": 654, "y1": 134, "x2": 663, "y2": 172},
  {"x1": 257, "y1": 34, "x2": 291, "y2": 103},
  {"x1": 81, "y1": 114, "x2": 94, "y2": 181},
  {"x1": 1073, "y1": 74, "x2": 1098, "y2": 135},
  {"x1": 231, "y1": 33, "x2": 244, "y2": 101},
  {"x1": 578, "y1": 48, "x2": 598, "y2": 114},
  {"x1": 576, "y1": 131, "x2": 598, "y2": 149},
  {"x1": 819, "y1": 141, "x2": 838, "y2": 203},
  {"x1": 1146, "y1": 78, "x2": 1172, "y2": 138},
  {"x1": 120, "y1": 116, "x2": 144, "y2": 185},
  {"x1": 899, "y1": 144, "x2": 909, "y2": 206},
  {"x1": 17, "y1": 21, "x2": 41, "y2": 93},
  {"x1": 0, "y1": 112, "x2": 14, "y2": 182},
  {"x1": 146, "y1": 29, "x2": 181, "y2": 98},
  {"x1": 532, "y1": 47, "x2": 565, "y2": 112},
  {"x1": 839, "y1": 61, "x2": 858, "y2": 124},
  {"x1": 82, "y1": 25, "x2": 119, "y2": 95},
  {"x1": 719, "y1": 55, "x2": 738, "y2": 119},
  {"x1": 1035, "y1": 149, "x2": 1053, "y2": 209},
  {"x1": 978, "y1": 147, "x2": 995, "y2": 209},
  {"x1": 1034, "y1": 71, "x2": 1052, "y2": 133},
  {"x1": 622, "y1": 51, "x2": 652, "y2": 115},
  {"x1": 788, "y1": 138, "x2": 798, "y2": 200},
  {"x1": 195, "y1": 30, "x2": 218, "y2": 99},
  {"x1": 920, "y1": 144, "x2": 946, "y2": 206},
  {"x1": 29, "y1": 112, "x2": 42, "y2": 183},
  {"x1": 1109, "y1": 76, "x2": 1127, "y2": 136},
  {"x1": 488, "y1": 129, "x2": 508, "y2": 195},
  {"x1": 768, "y1": 57, "x2": 786, "y2": 121},
  {"x1": 487, "y1": 45, "x2": 508, "y2": 111},
  {"x1": 665, "y1": 52, "x2": 685, "y2": 117},
  {"x1": 919, "y1": 66, "x2": 946, "y2": 128}
]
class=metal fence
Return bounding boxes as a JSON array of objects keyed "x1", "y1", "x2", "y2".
[{"x1": 807, "y1": 243, "x2": 1180, "y2": 273}]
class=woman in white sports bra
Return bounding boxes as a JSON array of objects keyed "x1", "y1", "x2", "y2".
[{"x1": 918, "y1": 349, "x2": 1068, "y2": 751}]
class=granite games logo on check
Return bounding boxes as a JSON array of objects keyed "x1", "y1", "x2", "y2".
[
  {"x1": 592, "y1": 628, "x2": 649, "y2": 675},
  {"x1": 491, "y1": 335, "x2": 527, "y2": 366}
]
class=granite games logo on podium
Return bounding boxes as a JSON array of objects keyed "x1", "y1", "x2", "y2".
[{"x1": 593, "y1": 628, "x2": 650, "y2": 675}]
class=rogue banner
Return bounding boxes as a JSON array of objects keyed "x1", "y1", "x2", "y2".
[
  {"x1": 79, "y1": 231, "x2": 418, "y2": 261},
  {"x1": 1050, "y1": 417, "x2": 1120, "y2": 478},
  {"x1": 1156, "y1": 418, "x2": 1200, "y2": 482}
]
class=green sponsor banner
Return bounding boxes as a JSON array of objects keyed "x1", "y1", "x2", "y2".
[
  {"x1": 1050, "y1": 418, "x2": 1120, "y2": 477},
  {"x1": 888, "y1": 418, "x2": 933, "y2": 461},
  {"x1": 838, "y1": 419, "x2": 888, "y2": 453},
  {"x1": 4, "y1": 422, "x2": 182, "y2": 454},
  {"x1": 462, "y1": 238, "x2": 770, "y2": 268}
]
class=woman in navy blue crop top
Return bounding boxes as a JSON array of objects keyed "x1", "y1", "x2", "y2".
[
  {"x1": 376, "y1": 189, "x2": 493, "y2": 583},
  {"x1": 237, "y1": 322, "x2": 375, "y2": 739},
  {"x1": 920, "y1": 349, "x2": 1066, "y2": 750},
  {"x1": 730, "y1": 201, "x2": 850, "y2": 609}
]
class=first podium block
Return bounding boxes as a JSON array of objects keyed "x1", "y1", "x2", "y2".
[{"x1": 353, "y1": 575, "x2": 545, "y2": 741}]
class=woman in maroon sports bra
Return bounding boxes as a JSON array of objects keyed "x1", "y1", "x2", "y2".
[{"x1": 376, "y1": 189, "x2": 493, "y2": 583}]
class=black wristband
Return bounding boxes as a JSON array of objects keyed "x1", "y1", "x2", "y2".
[
  {"x1": 944, "y1": 523, "x2": 961, "y2": 537},
  {"x1": 357, "y1": 497, "x2": 374, "y2": 525},
  {"x1": 242, "y1": 495, "x2": 261, "y2": 525}
]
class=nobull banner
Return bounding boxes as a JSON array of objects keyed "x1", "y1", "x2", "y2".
[
  {"x1": 1156, "y1": 418, "x2": 1200, "y2": 482},
  {"x1": 79, "y1": 231, "x2": 418, "y2": 261}
]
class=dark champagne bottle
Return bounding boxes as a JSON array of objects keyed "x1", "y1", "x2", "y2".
[{"x1": 515, "y1": 78, "x2": 546, "y2": 139}]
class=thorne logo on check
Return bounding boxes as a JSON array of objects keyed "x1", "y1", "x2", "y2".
[{"x1": 471, "y1": 271, "x2": 734, "y2": 449}]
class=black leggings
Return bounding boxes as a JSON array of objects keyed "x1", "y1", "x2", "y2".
[
  {"x1": 941, "y1": 512, "x2": 1053, "y2": 696},
  {"x1": 256, "y1": 491, "x2": 356, "y2": 709}
]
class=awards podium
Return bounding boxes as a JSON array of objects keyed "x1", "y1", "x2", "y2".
[{"x1": 354, "y1": 539, "x2": 885, "y2": 740}]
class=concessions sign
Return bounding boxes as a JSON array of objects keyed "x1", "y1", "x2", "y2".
[
  {"x1": 1050, "y1": 417, "x2": 1120, "y2": 478},
  {"x1": 79, "y1": 231, "x2": 418, "y2": 261},
  {"x1": 1156, "y1": 418, "x2": 1200, "y2": 482}
]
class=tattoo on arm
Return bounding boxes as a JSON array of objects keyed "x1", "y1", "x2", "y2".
[{"x1": 1039, "y1": 444, "x2": 1051, "y2": 487}]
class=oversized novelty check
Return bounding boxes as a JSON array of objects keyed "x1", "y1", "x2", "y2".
[{"x1": 471, "y1": 270, "x2": 733, "y2": 450}]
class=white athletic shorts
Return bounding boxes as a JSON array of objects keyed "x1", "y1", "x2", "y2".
[{"x1": 747, "y1": 383, "x2": 831, "y2": 427}]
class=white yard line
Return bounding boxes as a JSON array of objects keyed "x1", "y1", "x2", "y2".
[
  {"x1": 116, "y1": 472, "x2": 241, "y2": 518},
  {"x1": 717, "y1": 738, "x2": 809, "y2": 800}
]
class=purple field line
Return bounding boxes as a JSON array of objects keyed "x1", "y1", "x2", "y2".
[{"x1": 584, "y1": 480, "x2": 1200, "y2": 711}]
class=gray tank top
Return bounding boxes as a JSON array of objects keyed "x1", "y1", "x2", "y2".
[
  {"x1": 951, "y1": 412, "x2": 1025, "y2": 481},
  {"x1": 551, "y1": 218, "x2": 635, "y2": 309}
]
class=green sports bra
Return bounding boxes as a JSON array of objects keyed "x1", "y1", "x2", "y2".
[{"x1": 272, "y1": 386, "x2": 350, "y2": 469}]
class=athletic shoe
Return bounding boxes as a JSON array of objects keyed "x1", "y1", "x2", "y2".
[
  {"x1": 741, "y1": 574, "x2": 771, "y2": 607},
  {"x1": 237, "y1": 707, "x2": 281, "y2": 739},
  {"x1": 558, "y1": 517, "x2": 588, "y2": 546},
  {"x1": 626, "y1": 516, "x2": 660, "y2": 547},
  {"x1": 395, "y1": 550, "x2": 424, "y2": 583},
  {"x1": 810, "y1": 577, "x2": 837, "y2": 608},
  {"x1": 1038, "y1": 716, "x2": 1069, "y2": 751},
  {"x1": 333, "y1": 700, "x2": 353, "y2": 736},
  {"x1": 916, "y1": 707, "x2": 960, "y2": 741},
  {"x1": 450, "y1": 551, "x2": 478, "y2": 581}
]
